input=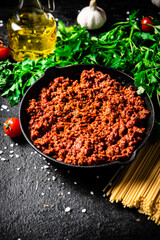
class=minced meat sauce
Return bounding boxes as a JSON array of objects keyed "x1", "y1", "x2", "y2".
[{"x1": 27, "y1": 68, "x2": 150, "y2": 166}]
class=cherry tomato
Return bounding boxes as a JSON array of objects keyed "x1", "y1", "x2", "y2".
[
  {"x1": 0, "y1": 45, "x2": 10, "y2": 61},
  {"x1": 141, "y1": 17, "x2": 155, "y2": 33},
  {"x1": 4, "y1": 118, "x2": 22, "y2": 138}
]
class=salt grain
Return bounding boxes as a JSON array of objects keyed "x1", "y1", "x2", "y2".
[
  {"x1": 9, "y1": 155, "x2": 14, "y2": 158},
  {"x1": 65, "y1": 207, "x2": 71, "y2": 212},
  {"x1": 0, "y1": 150, "x2": 3, "y2": 154},
  {"x1": 74, "y1": 181, "x2": 77, "y2": 185},
  {"x1": 97, "y1": 222, "x2": 101, "y2": 229},
  {"x1": 82, "y1": 208, "x2": 87, "y2": 213},
  {"x1": 44, "y1": 204, "x2": 49, "y2": 207},
  {"x1": 52, "y1": 176, "x2": 56, "y2": 181},
  {"x1": 1, "y1": 104, "x2": 8, "y2": 109},
  {"x1": 35, "y1": 181, "x2": 39, "y2": 190},
  {"x1": 43, "y1": 165, "x2": 49, "y2": 169},
  {"x1": 10, "y1": 144, "x2": 14, "y2": 147},
  {"x1": 67, "y1": 191, "x2": 71, "y2": 195},
  {"x1": 1, "y1": 157, "x2": 6, "y2": 161},
  {"x1": 15, "y1": 154, "x2": 19, "y2": 158},
  {"x1": 10, "y1": 150, "x2": 14, "y2": 153},
  {"x1": 17, "y1": 167, "x2": 20, "y2": 171},
  {"x1": 4, "y1": 146, "x2": 7, "y2": 149},
  {"x1": 41, "y1": 192, "x2": 45, "y2": 196},
  {"x1": 90, "y1": 191, "x2": 94, "y2": 195}
]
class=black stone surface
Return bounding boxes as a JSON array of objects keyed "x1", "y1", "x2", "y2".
[{"x1": 0, "y1": 1, "x2": 160, "y2": 240}]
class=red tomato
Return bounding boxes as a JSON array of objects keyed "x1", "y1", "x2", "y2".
[
  {"x1": 4, "y1": 118, "x2": 22, "y2": 138},
  {"x1": 141, "y1": 17, "x2": 155, "y2": 33},
  {"x1": 0, "y1": 45, "x2": 10, "y2": 60}
]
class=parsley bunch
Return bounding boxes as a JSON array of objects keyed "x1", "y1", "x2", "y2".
[{"x1": 0, "y1": 11, "x2": 160, "y2": 108}]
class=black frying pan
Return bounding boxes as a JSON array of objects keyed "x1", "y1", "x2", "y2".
[{"x1": 19, "y1": 64, "x2": 155, "y2": 169}]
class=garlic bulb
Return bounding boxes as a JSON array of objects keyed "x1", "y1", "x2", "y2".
[
  {"x1": 151, "y1": 0, "x2": 160, "y2": 7},
  {"x1": 77, "y1": 0, "x2": 107, "y2": 30}
]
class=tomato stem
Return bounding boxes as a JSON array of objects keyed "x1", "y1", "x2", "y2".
[{"x1": 4, "y1": 122, "x2": 12, "y2": 131}]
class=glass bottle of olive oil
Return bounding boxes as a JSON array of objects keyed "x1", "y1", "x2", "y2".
[{"x1": 7, "y1": 0, "x2": 56, "y2": 62}]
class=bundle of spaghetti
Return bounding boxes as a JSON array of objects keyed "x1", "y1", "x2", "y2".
[{"x1": 105, "y1": 139, "x2": 160, "y2": 225}]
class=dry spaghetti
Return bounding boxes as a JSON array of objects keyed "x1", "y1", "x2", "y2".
[{"x1": 104, "y1": 139, "x2": 160, "y2": 225}]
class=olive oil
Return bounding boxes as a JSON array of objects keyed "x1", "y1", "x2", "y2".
[{"x1": 7, "y1": 1, "x2": 56, "y2": 62}]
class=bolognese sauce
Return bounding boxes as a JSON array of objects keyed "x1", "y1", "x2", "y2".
[{"x1": 27, "y1": 68, "x2": 150, "y2": 166}]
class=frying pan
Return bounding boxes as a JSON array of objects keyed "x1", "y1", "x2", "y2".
[{"x1": 19, "y1": 64, "x2": 155, "y2": 169}]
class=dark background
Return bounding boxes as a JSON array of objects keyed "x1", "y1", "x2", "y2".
[{"x1": 0, "y1": 1, "x2": 160, "y2": 240}]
